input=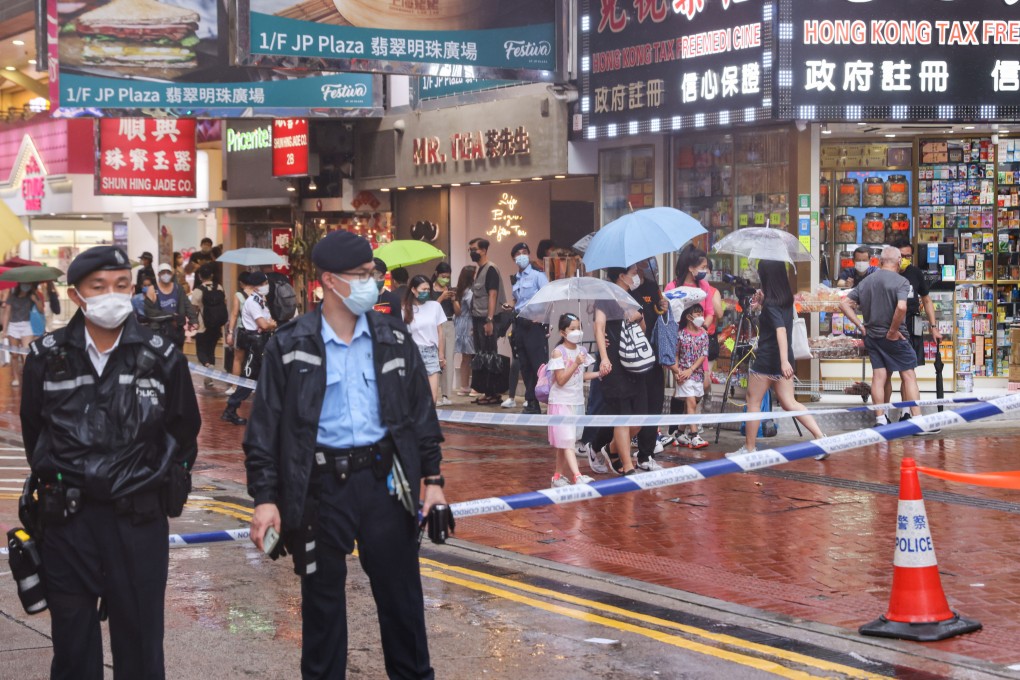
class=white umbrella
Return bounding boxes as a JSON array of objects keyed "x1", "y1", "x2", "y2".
[
  {"x1": 517, "y1": 276, "x2": 641, "y2": 325},
  {"x1": 216, "y1": 248, "x2": 285, "y2": 266},
  {"x1": 711, "y1": 226, "x2": 813, "y2": 264}
]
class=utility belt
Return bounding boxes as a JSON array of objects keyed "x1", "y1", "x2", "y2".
[
  {"x1": 313, "y1": 436, "x2": 395, "y2": 485},
  {"x1": 36, "y1": 479, "x2": 164, "y2": 527}
]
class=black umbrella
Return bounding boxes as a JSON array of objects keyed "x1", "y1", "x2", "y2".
[{"x1": 933, "y1": 352, "x2": 945, "y2": 412}]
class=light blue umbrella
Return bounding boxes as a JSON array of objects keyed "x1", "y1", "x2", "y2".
[
  {"x1": 583, "y1": 207, "x2": 707, "y2": 270},
  {"x1": 215, "y1": 248, "x2": 285, "y2": 266}
]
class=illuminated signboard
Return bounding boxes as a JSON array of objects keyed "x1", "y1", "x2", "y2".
[
  {"x1": 487, "y1": 192, "x2": 527, "y2": 242},
  {"x1": 97, "y1": 118, "x2": 197, "y2": 197},
  {"x1": 783, "y1": 0, "x2": 1020, "y2": 121},
  {"x1": 272, "y1": 118, "x2": 310, "y2": 177},
  {"x1": 578, "y1": 0, "x2": 772, "y2": 138}
]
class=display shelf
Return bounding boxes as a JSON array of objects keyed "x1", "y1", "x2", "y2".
[{"x1": 600, "y1": 145, "x2": 655, "y2": 227}]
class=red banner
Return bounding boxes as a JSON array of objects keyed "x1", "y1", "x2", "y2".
[
  {"x1": 272, "y1": 118, "x2": 309, "y2": 177},
  {"x1": 271, "y1": 227, "x2": 292, "y2": 276},
  {"x1": 97, "y1": 119, "x2": 197, "y2": 197}
]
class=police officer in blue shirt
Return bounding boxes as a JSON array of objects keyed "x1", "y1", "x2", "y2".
[
  {"x1": 245, "y1": 230, "x2": 447, "y2": 679},
  {"x1": 508, "y1": 242, "x2": 549, "y2": 414}
]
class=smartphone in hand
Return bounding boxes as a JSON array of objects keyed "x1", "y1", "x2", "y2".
[{"x1": 262, "y1": 526, "x2": 280, "y2": 556}]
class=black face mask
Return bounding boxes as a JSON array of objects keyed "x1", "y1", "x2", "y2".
[{"x1": 469, "y1": 251, "x2": 481, "y2": 263}]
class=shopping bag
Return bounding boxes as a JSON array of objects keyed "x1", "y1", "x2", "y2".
[
  {"x1": 653, "y1": 305, "x2": 680, "y2": 366},
  {"x1": 792, "y1": 316, "x2": 812, "y2": 360}
]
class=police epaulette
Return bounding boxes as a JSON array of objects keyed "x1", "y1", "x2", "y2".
[{"x1": 30, "y1": 330, "x2": 64, "y2": 356}]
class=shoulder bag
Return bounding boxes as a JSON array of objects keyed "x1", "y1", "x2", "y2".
[
  {"x1": 791, "y1": 307, "x2": 812, "y2": 360},
  {"x1": 617, "y1": 321, "x2": 656, "y2": 374}
]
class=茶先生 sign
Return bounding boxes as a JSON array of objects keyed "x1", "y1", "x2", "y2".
[
  {"x1": 786, "y1": 0, "x2": 1020, "y2": 121},
  {"x1": 579, "y1": 0, "x2": 771, "y2": 138}
]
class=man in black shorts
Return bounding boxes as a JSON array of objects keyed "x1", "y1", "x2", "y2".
[{"x1": 839, "y1": 245, "x2": 935, "y2": 432}]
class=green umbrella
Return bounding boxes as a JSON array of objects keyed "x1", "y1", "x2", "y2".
[
  {"x1": 0, "y1": 265, "x2": 64, "y2": 283},
  {"x1": 373, "y1": 240, "x2": 446, "y2": 269}
]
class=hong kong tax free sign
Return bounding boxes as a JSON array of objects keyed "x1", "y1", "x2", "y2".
[
  {"x1": 97, "y1": 119, "x2": 197, "y2": 197},
  {"x1": 234, "y1": 0, "x2": 560, "y2": 81},
  {"x1": 579, "y1": 0, "x2": 772, "y2": 138},
  {"x1": 785, "y1": 0, "x2": 1020, "y2": 121}
]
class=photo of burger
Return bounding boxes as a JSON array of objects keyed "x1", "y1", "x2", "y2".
[{"x1": 74, "y1": 0, "x2": 201, "y2": 68}]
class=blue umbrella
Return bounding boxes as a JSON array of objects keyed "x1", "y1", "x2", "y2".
[
  {"x1": 582, "y1": 207, "x2": 707, "y2": 271},
  {"x1": 215, "y1": 248, "x2": 285, "y2": 266}
]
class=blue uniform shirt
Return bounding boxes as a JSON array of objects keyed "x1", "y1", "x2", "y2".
[
  {"x1": 317, "y1": 314, "x2": 387, "y2": 448},
  {"x1": 512, "y1": 265, "x2": 548, "y2": 312}
]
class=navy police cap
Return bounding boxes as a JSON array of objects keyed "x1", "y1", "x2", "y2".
[
  {"x1": 312, "y1": 230, "x2": 374, "y2": 273},
  {"x1": 67, "y1": 245, "x2": 132, "y2": 286}
]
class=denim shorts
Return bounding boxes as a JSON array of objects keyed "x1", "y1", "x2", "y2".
[{"x1": 418, "y1": 344, "x2": 441, "y2": 375}]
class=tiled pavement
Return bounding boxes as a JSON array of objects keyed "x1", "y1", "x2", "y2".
[{"x1": 2, "y1": 362, "x2": 1019, "y2": 667}]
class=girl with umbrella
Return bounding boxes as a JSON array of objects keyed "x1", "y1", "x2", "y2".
[
  {"x1": 1, "y1": 281, "x2": 45, "y2": 386},
  {"x1": 728, "y1": 260, "x2": 827, "y2": 460}
]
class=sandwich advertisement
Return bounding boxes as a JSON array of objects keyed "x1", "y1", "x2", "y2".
[
  {"x1": 233, "y1": 0, "x2": 560, "y2": 81},
  {"x1": 97, "y1": 118, "x2": 198, "y2": 197},
  {"x1": 49, "y1": 0, "x2": 381, "y2": 115}
]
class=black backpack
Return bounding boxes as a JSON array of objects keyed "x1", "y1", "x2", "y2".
[
  {"x1": 200, "y1": 285, "x2": 228, "y2": 329},
  {"x1": 268, "y1": 278, "x2": 297, "y2": 323}
]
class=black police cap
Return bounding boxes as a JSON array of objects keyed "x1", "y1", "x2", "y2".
[
  {"x1": 67, "y1": 245, "x2": 132, "y2": 286},
  {"x1": 312, "y1": 230, "x2": 374, "y2": 273},
  {"x1": 511, "y1": 242, "x2": 530, "y2": 256},
  {"x1": 139, "y1": 251, "x2": 154, "y2": 261}
]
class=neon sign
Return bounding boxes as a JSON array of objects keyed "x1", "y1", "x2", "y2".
[{"x1": 487, "y1": 192, "x2": 527, "y2": 242}]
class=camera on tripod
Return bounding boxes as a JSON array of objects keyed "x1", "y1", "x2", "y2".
[{"x1": 722, "y1": 273, "x2": 757, "y2": 301}]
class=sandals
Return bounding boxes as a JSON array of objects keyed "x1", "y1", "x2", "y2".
[{"x1": 473, "y1": 396, "x2": 501, "y2": 405}]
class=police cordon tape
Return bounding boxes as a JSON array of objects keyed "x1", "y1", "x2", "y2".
[
  {"x1": 436, "y1": 396, "x2": 996, "y2": 428},
  {"x1": 3, "y1": 391, "x2": 1014, "y2": 556},
  {"x1": 3, "y1": 341, "x2": 999, "y2": 426},
  {"x1": 448, "y1": 392, "x2": 1020, "y2": 519}
]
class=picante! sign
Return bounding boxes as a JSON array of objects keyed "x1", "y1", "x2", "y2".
[
  {"x1": 785, "y1": 0, "x2": 1020, "y2": 121},
  {"x1": 97, "y1": 118, "x2": 197, "y2": 197},
  {"x1": 579, "y1": 0, "x2": 771, "y2": 138}
]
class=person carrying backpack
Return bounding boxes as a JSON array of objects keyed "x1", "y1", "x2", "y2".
[
  {"x1": 260, "y1": 265, "x2": 298, "y2": 324},
  {"x1": 190, "y1": 264, "x2": 227, "y2": 388}
]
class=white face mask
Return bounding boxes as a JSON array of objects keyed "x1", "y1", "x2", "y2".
[
  {"x1": 854, "y1": 261, "x2": 869, "y2": 273},
  {"x1": 332, "y1": 276, "x2": 379, "y2": 316},
  {"x1": 159, "y1": 273, "x2": 173, "y2": 283},
  {"x1": 257, "y1": 284, "x2": 270, "y2": 296},
  {"x1": 79, "y1": 292, "x2": 134, "y2": 329},
  {"x1": 630, "y1": 274, "x2": 641, "y2": 289},
  {"x1": 565, "y1": 329, "x2": 584, "y2": 344},
  {"x1": 692, "y1": 316, "x2": 705, "y2": 328}
]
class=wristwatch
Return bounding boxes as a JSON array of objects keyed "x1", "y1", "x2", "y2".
[
  {"x1": 485, "y1": 317, "x2": 493, "y2": 323},
  {"x1": 423, "y1": 476, "x2": 445, "y2": 488}
]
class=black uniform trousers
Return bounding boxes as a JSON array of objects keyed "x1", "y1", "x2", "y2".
[
  {"x1": 636, "y1": 366, "x2": 665, "y2": 463},
  {"x1": 41, "y1": 503, "x2": 169, "y2": 680},
  {"x1": 301, "y1": 467, "x2": 433, "y2": 680},
  {"x1": 512, "y1": 317, "x2": 547, "y2": 405}
]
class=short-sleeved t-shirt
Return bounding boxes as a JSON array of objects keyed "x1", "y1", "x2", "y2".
[
  {"x1": 847, "y1": 268, "x2": 910, "y2": 337},
  {"x1": 899, "y1": 265, "x2": 930, "y2": 318},
  {"x1": 753, "y1": 304, "x2": 794, "y2": 373},
  {"x1": 406, "y1": 300, "x2": 446, "y2": 348},
  {"x1": 547, "y1": 344, "x2": 593, "y2": 405},
  {"x1": 678, "y1": 328, "x2": 709, "y2": 380},
  {"x1": 240, "y1": 293, "x2": 270, "y2": 331}
]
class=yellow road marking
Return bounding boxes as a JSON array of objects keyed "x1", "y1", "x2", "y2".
[
  {"x1": 2, "y1": 496, "x2": 883, "y2": 677},
  {"x1": 419, "y1": 557, "x2": 885, "y2": 679},
  {"x1": 423, "y1": 567, "x2": 826, "y2": 679}
]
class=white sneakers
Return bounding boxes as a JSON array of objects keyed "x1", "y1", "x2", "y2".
[
  {"x1": 500, "y1": 398, "x2": 517, "y2": 409},
  {"x1": 436, "y1": 396, "x2": 453, "y2": 407},
  {"x1": 725, "y1": 445, "x2": 756, "y2": 458},
  {"x1": 587, "y1": 445, "x2": 608, "y2": 474}
]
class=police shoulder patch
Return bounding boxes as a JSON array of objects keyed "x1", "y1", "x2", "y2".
[
  {"x1": 150, "y1": 335, "x2": 164, "y2": 349},
  {"x1": 42, "y1": 334, "x2": 56, "y2": 349}
]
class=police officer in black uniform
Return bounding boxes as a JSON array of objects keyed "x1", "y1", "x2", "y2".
[
  {"x1": 19, "y1": 245, "x2": 201, "y2": 680},
  {"x1": 245, "y1": 230, "x2": 447, "y2": 679}
]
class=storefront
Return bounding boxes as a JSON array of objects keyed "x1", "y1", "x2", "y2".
[
  {"x1": 576, "y1": 0, "x2": 1020, "y2": 392},
  {"x1": 1, "y1": 117, "x2": 215, "y2": 322},
  {"x1": 356, "y1": 84, "x2": 595, "y2": 280}
]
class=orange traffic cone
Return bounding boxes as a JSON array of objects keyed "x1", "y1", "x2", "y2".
[{"x1": 860, "y1": 458, "x2": 981, "y2": 641}]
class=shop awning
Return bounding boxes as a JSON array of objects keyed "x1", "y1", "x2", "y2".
[{"x1": 0, "y1": 200, "x2": 32, "y2": 256}]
